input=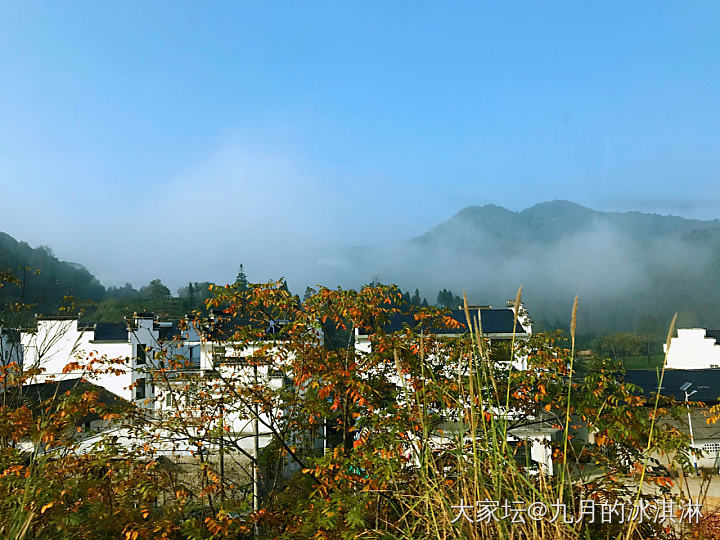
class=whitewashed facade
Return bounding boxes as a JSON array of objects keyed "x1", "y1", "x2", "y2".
[
  {"x1": 20, "y1": 314, "x2": 170, "y2": 406},
  {"x1": 153, "y1": 339, "x2": 288, "y2": 453},
  {"x1": 665, "y1": 328, "x2": 720, "y2": 370}
]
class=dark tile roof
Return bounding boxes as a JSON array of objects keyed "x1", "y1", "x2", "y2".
[
  {"x1": 624, "y1": 369, "x2": 720, "y2": 404},
  {"x1": 94, "y1": 322, "x2": 128, "y2": 341},
  {"x1": 13, "y1": 378, "x2": 130, "y2": 423},
  {"x1": 479, "y1": 309, "x2": 525, "y2": 334},
  {"x1": 361, "y1": 308, "x2": 527, "y2": 336}
]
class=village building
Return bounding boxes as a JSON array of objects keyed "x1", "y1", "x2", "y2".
[
  {"x1": 354, "y1": 300, "x2": 554, "y2": 474},
  {"x1": 18, "y1": 313, "x2": 198, "y2": 407},
  {"x1": 665, "y1": 328, "x2": 720, "y2": 370}
]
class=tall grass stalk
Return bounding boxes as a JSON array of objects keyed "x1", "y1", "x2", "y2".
[
  {"x1": 500, "y1": 287, "x2": 523, "y2": 463},
  {"x1": 392, "y1": 288, "x2": 579, "y2": 539},
  {"x1": 624, "y1": 312, "x2": 677, "y2": 540},
  {"x1": 559, "y1": 295, "x2": 578, "y2": 502}
]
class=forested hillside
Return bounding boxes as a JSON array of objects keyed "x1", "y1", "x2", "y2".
[
  {"x1": 0, "y1": 233, "x2": 217, "y2": 323},
  {"x1": 0, "y1": 232, "x2": 104, "y2": 321}
]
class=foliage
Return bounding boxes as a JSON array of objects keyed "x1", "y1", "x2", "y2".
[
  {"x1": 139, "y1": 279, "x2": 172, "y2": 301},
  {"x1": 437, "y1": 288, "x2": 462, "y2": 310},
  {"x1": 0, "y1": 274, "x2": 705, "y2": 538}
]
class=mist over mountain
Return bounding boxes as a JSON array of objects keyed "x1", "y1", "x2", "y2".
[
  {"x1": 315, "y1": 201, "x2": 720, "y2": 332},
  {"x1": 4, "y1": 200, "x2": 720, "y2": 333}
]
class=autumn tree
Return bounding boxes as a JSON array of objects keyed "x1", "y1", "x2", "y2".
[{"x1": 0, "y1": 272, "x2": 703, "y2": 539}]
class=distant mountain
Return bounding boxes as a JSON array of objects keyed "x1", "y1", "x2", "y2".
[
  {"x1": 416, "y1": 200, "x2": 720, "y2": 248},
  {"x1": 0, "y1": 232, "x2": 105, "y2": 320},
  {"x1": 325, "y1": 200, "x2": 720, "y2": 332},
  {"x1": 413, "y1": 201, "x2": 720, "y2": 331}
]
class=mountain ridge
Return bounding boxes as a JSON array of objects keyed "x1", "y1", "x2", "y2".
[{"x1": 414, "y1": 200, "x2": 720, "y2": 249}]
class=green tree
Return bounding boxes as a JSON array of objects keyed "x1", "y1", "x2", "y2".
[
  {"x1": 106, "y1": 283, "x2": 139, "y2": 300},
  {"x1": 436, "y1": 288, "x2": 461, "y2": 309},
  {"x1": 411, "y1": 288, "x2": 421, "y2": 306},
  {"x1": 303, "y1": 286, "x2": 317, "y2": 302},
  {"x1": 235, "y1": 264, "x2": 249, "y2": 291},
  {"x1": 139, "y1": 279, "x2": 171, "y2": 301},
  {"x1": 593, "y1": 332, "x2": 644, "y2": 361}
]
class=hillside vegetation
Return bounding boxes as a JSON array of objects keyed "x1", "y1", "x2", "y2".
[{"x1": 0, "y1": 232, "x2": 104, "y2": 322}]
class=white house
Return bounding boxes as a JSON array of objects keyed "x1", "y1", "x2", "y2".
[
  {"x1": 624, "y1": 368, "x2": 720, "y2": 471},
  {"x1": 665, "y1": 328, "x2": 720, "y2": 370},
  {"x1": 13, "y1": 311, "x2": 301, "y2": 455},
  {"x1": 152, "y1": 340, "x2": 286, "y2": 453},
  {"x1": 354, "y1": 301, "x2": 553, "y2": 474},
  {"x1": 20, "y1": 313, "x2": 174, "y2": 407},
  {"x1": 150, "y1": 313, "x2": 303, "y2": 455},
  {"x1": 355, "y1": 303, "x2": 532, "y2": 362}
]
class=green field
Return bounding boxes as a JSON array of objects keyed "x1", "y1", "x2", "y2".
[{"x1": 623, "y1": 354, "x2": 666, "y2": 370}]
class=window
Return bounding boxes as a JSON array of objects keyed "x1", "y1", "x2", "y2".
[
  {"x1": 189, "y1": 346, "x2": 200, "y2": 367},
  {"x1": 136, "y1": 378, "x2": 146, "y2": 400},
  {"x1": 703, "y1": 442, "x2": 720, "y2": 454},
  {"x1": 166, "y1": 393, "x2": 172, "y2": 407},
  {"x1": 136, "y1": 344, "x2": 146, "y2": 365}
]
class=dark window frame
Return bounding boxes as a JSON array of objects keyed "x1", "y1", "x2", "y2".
[{"x1": 136, "y1": 377, "x2": 146, "y2": 400}]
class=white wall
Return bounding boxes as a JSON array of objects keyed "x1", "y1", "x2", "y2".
[
  {"x1": 22, "y1": 319, "x2": 94, "y2": 381},
  {"x1": 665, "y1": 329, "x2": 720, "y2": 370},
  {"x1": 20, "y1": 316, "x2": 172, "y2": 405},
  {"x1": 153, "y1": 340, "x2": 288, "y2": 451},
  {"x1": 84, "y1": 340, "x2": 133, "y2": 401},
  {"x1": 691, "y1": 439, "x2": 720, "y2": 470},
  {"x1": 22, "y1": 318, "x2": 137, "y2": 401}
]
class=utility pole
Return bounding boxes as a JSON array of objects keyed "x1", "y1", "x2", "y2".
[
  {"x1": 253, "y1": 361, "x2": 260, "y2": 536},
  {"x1": 681, "y1": 382, "x2": 698, "y2": 474},
  {"x1": 219, "y1": 395, "x2": 225, "y2": 502}
]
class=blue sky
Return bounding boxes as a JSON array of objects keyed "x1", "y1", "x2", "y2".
[{"x1": 1, "y1": 2, "x2": 719, "y2": 289}]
